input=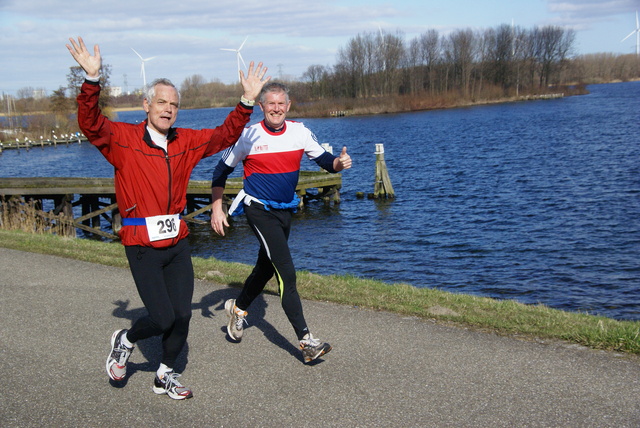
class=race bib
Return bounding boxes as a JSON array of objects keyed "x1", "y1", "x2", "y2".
[{"x1": 145, "y1": 214, "x2": 180, "y2": 242}]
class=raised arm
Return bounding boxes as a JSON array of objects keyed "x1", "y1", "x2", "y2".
[{"x1": 66, "y1": 37, "x2": 101, "y2": 79}]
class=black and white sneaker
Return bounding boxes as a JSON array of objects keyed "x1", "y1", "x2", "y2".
[
  {"x1": 300, "y1": 333, "x2": 332, "y2": 363},
  {"x1": 152, "y1": 371, "x2": 193, "y2": 400},
  {"x1": 106, "y1": 329, "x2": 134, "y2": 381}
]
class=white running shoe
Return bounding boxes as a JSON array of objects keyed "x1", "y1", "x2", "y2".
[
  {"x1": 225, "y1": 299, "x2": 247, "y2": 341},
  {"x1": 106, "y1": 329, "x2": 134, "y2": 381},
  {"x1": 153, "y1": 371, "x2": 193, "y2": 400}
]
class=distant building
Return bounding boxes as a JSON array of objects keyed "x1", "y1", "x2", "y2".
[
  {"x1": 32, "y1": 89, "x2": 46, "y2": 99},
  {"x1": 108, "y1": 86, "x2": 123, "y2": 97}
]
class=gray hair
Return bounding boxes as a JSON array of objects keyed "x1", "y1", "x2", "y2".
[
  {"x1": 144, "y1": 78, "x2": 181, "y2": 106},
  {"x1": 259, "y1": 82, "x2": 290, "y2": 104}
]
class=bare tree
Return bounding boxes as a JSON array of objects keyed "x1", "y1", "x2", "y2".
[
  {"x1": 531, "y1": 26, "x2": 575, "y2": 87},
  {"x1": 485, "y1": 25, "x2": 512, "y2": 90},
  {"x1": 67, "y1": 63, "x2": 112, "y2": 109},
  {"x1": 379, "y1": 30, "x2": 406, "y2": 95},
  {"x1": 336, "y1": 35, "x2": 367, "y2": 97},
  {"x1": 180, "y1": 74, "x2": 206, "y2": 106},
  {"x1": 302, "y1": 64, "x2": 330, "y2": 99},
  {"x1": 447, "y1": 29, "x2": 477, "y2": 97},
  {"x1": 49, "y1": 87, "x2": 72, "y2": 130},
  {"x1": 406, "y1": 37, "x2": 422, "y2": 95},
  {"x1": 418, "y1": 30, "x2": 441, "y2": 95}
]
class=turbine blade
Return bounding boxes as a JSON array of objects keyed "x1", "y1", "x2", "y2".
[
  {"x1": 238, "y1": 52, "x2": 247, "y2": 70},
  {"x1": 238, "y1": 36, "x2": 248, "y2": 51},
  {"x1": 622, "y1": 31, "x2": 635, "y2": 42},
  {"x1": 220, "y1": 48, "x2": 235, "y2": 52},
  {"x1": 131, "y1": 48, "x2": 143, "y2": 60},
  {"x1": 144, "y1": 56, "x2": 156, "y2": 62}
]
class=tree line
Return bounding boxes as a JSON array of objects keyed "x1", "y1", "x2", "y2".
[
  {"x1": 2, "y1": 23, "x2": 639, "y2": 141},
  {"x1": 295, "y1": 24, "x2": 638, "y2": 102}
]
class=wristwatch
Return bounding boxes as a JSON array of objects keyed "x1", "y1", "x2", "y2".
[{"x1": 240, "y1": 96, "x2": 255, "y2": 107}]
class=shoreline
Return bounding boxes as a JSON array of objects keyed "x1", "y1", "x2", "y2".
[{"x1": 0, "y1": 229, "x2": 637, "y2": 355}]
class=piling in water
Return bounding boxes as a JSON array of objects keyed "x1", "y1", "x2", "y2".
[{"x1": 373, "y1": 144, "x2": 395, "y2": 199}]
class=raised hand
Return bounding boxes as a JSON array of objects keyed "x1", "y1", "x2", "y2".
[
  {"x1": 66, "y1": 37, "x2": 101, "y2": 79},
  {"x1": 240, "y1": 61, "x2": 271, "y2": 102}
]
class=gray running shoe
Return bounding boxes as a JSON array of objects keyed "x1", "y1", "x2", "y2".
[
  {"x1": 106, "y1": 329, "x2": 134, "y2": 381},
  {"x1": 300, "y1": 333, "x2": 332, "y2": 363},
  {"x1": 224, "y1": 299, "x2": 247, "y2": 341},
  {"x1": 153, "y1": 371, "x2": 193, "y2": 400}
]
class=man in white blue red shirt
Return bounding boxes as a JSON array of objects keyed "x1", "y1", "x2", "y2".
[{"x1": 210, "y1": 82, "x2": 352, "y2": 363}]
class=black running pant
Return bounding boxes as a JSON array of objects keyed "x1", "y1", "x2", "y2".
[
  {"x1": 236, "y1": 203, "x2": 309, "y2": 340},
  {"x1": 124, "y1": 238, "x2": 194, "y2": 368}
]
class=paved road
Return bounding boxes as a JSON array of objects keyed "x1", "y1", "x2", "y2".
[{"x1": 1, "y1": 247, "x2": 639, "y2": 427}]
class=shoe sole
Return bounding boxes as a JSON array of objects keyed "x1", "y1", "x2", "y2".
[
  {"x1": 153, "y1": 385, "x2": 193, "y2": 400},
  {"x1": 225, "y1": 299, "x2": 243, "y2": 341},
  {"x1": 303, "y1": 344, "x2": 333, "y2": 363},
  {"x1": 106, "y1": 329, "x2": 125, "y2": 381}
]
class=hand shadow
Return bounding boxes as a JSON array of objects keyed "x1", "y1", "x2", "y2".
[{"x1": 108, "y1": 299, "x2": 189, "y2": 387}]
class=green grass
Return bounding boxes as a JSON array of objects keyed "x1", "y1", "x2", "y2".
[{"x1": 1, "y1": 229, "x2": 638, "y2": 355}]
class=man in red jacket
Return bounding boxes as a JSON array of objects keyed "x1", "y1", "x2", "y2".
[{"x1": 66, "y1": 37, "x2": 270, "y2": 400}]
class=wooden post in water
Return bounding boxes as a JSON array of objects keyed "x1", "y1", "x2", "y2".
[{"x1": 373, "y1": 144, "x2": 395, "y2": 199}]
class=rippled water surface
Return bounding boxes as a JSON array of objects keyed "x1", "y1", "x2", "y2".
[{"x1": 2, "y1": 82, "x2": 639, "y2": 320}]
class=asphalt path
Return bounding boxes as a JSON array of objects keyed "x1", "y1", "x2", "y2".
[{"x1": 1, "y1": 247, "x2": 639, "y2": 427}]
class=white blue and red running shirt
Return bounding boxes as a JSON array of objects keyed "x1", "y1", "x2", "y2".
[{"x1": 211, "y1": 120, "x2": 338, "y2": 204}]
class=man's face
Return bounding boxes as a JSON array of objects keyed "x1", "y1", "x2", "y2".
[
  {"x1": 259, "y1": 90, "x2": 291, "y2": 130},
  {"x1": 143, "y1": 84, "x2": 179, "y2": 135}
]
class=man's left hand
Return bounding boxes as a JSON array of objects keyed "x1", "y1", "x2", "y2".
[{"x1": 335, "y1": 146, "x2": 352, "y2": 171}]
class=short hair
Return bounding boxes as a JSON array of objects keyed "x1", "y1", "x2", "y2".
[
  {"x1": 259, "y1": 82, "x2": 290, "y2": 104},
  {"x1": 144, "y1": 78, "x2": 181, "y2": 106}
]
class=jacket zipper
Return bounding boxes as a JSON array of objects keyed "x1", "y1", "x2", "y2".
[
  {"x1": 165, "y1": 151, "x2": 172, "y2": 214},
  {"x1": 165, "y1": 150, "x2": 177, "y2": 245}
]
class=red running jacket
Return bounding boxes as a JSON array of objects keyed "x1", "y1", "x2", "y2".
[{"x1": 77, "y1": 80, "x2": 253, "y2": 248}]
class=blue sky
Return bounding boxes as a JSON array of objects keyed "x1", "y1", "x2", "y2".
[{"x1": 0, "y1": 0, "x2": 638, "y2": 96}]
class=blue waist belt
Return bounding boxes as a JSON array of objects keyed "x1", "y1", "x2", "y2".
[
  {"x1": 121, "y1": 216, "x2": 181, "y2": 226},
  {"x1": 121, "y1": 217, "x2": 145, "y2": 226}
]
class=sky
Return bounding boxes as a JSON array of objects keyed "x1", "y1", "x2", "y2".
[{"x1": 0, "y1": 0, "x2": 639, "y2": 97}]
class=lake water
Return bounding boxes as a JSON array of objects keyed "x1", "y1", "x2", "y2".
[{"x1": 2, "y1": 82, "x2": 639, "y2": 321}]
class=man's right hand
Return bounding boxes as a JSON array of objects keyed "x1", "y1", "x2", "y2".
[{"x1": 66, "y1": 37, "x2": 101, "y2": 79}]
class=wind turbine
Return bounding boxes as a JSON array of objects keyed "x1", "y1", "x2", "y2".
[
  {"x1": 621, "y1": 10, "x2": 640, "y2": 56},
  {"x1": 220, "y1": 36, "x2": 248, "y2": 82},
  {"x1": 131, "y1": 48, "x2": 156, "y2": 88},
  {"x1": 376, "y1": 25, "x2": 387, "y2": 71}
]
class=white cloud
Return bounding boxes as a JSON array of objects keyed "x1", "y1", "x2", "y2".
[{"x1": 0, "y1": 0, "x2": 638, "y2": 95}]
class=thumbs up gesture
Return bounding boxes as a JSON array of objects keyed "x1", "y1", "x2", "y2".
[{"x1": 336, "y1": 146, "x2": 352, "y2": 171}]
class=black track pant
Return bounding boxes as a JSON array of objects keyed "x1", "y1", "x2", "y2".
[
  {"x1": 124, "y1": 238, "x2": 194, "y2": 368},
  {"x1": 236, "y1": 203, "x2": 309, "y2": 340}
]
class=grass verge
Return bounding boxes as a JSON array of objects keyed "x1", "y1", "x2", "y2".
[{"x1": 1, "y1": 229, "x2": 638, "y2": 355}]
